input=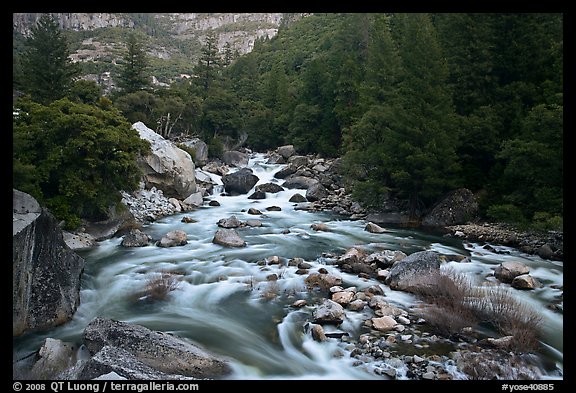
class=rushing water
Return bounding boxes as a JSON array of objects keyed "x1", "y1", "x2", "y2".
[{"x1": 13, "y1": 153, "x2": 563, "y2": 380}]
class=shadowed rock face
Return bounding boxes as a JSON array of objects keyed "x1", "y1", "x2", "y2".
[
  {"x1": 83, "y1": 318, "x2": 232, "y2": 379},
  {"x1": 13, "y1": 189, "x2": 85, "y2": 336}
]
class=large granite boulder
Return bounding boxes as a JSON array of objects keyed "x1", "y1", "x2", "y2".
[
  {"x1": 221, "y1": 168, "x2": 259, "y2": 195},
  {"x1": 132, "y1": 121, "x2": 197, "y2": 200},
  {"x1": 422, "y1": 188, "x2": 479, "y2": 227},
  {"x1": 83, "y1": 317, "x2": 232, "y2": 379},
  {"x1": 385, "y1": 251, "x2": 442, "y2": 293},
  {"x1": 13, "y1": 189, "x2": 85, "y2": 336},
  {"x1": 222, "y1": 150, "x2": 249, "y2": 167}
]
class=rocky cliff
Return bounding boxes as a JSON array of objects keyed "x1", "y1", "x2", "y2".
[
  {"x1": 13, "y1": 13, "x2": 308, "y2": 58},
  {"x1": 13, "y1": 189, "x2": 85, "y2": 336}
]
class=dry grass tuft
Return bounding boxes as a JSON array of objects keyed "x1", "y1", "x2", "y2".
[{"x1": 413, "y1": 268, "x2": 542, "y2": 352}]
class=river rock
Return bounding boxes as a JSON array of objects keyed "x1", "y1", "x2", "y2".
[
  {"x1": 121, "y1": 229, "x2": 151, "y2": 247},
  {"x1": 313, "y1": 299, "x2": 345, "y2": 325},
  {"x1": 248, "y1": 190, "x2": 266, "y2": 199},
  {"x1": 282, "y1": 176, "x2": 319, "y2": 190},
  {"x1": 310, "y1": 223, "x2": 331, "y2": 232},
  {"x1": 132, "y1": 122, "x2": 196, "y2": 200},
  {"x1": 365, "y1": 212, "x2": 411, "y2": 226},
  {"x1": 83, "y1": 318, "x2": 232, "y2": 378},
  {"x1": 212, "y1": 229, "x2": 246, "y2": 247},
  {"x1": 331, "y1": 290, "x2": 355, "y2": 306},
  {"x1": 30, "y1": 338, "x2": 79, "y2": 379},
  {"x1": 179, "y1": 138, "x2": 209, "y2": 166},
  {"x1": 421, "y1": 188, "x2": 479, "y2": 227},
  {"x1": 13, "y1": 189, "x2": 85, "y2": 336},
  {"x1": 75, "y1": 345, "x2": 196, "y2": 380},
  {"x1": 511, "y1": 274, "x2": 541, "y2": 290},
  {"x1": 158, "y1": 230, "x2": 188, "y2": 247},
  {"x1": 222, "y1": 150, "x2": 249, "y2": 167},
  {"x1": 266, "y1": 153, "x2": 286, "y2": 164},
  {"x1": 248, "y1": 207, "x2": 262, "y2": 215},
  {"x1": 277, "y1": 144, "x2": 296, "y2": 159},
  {"x1": 305, "y1": 182, "x2": 328, "y2": 202},
  {"x1": 372, "y1": 316, "x2": 398, "y2": 332},
  {"x1": 222, "y1": 168, "x2": 259, "y2": 195},
  {"x1": 287, "y1": 155, "x2": 309, "y2": 167},
  {"x1": 256, "y1": 183, "x2": 284, "y2": 193},
  {"x1": 183, "y1": 191, "x2": 203, "y2": 207},
  {"x1": 365, "y1": 250, "x2": 407, "y2": 268},
  {"x1": 385, "y1": 251, "x2": 441, "y2": 293},
  {"x1": 365, "y1": 222, "x2": 387, "y2": 233},
  {"x1": 289, "y1": 193, "x2": 307, "y2": 203},
  {"x1": 310, "y1": 324, "x2": 326, "y2": 342},
  {"x1": 273, "y1": 166, "x2": 296, "y2": 179},
  {"x1": 217, "y1": 215, "x2": 241, "y2": 228},
  {"x1": 494, "y1": 261, "x2": 530, "y2": 283}
]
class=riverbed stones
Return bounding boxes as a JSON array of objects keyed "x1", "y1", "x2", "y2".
[
  {"x1": 217, "y1": 215, "x2": 241, "y2": 228},
  {"x1": 313, "y1": 299, "x2": 345, "y2": 325},
  {"x1": 371, "y1": 316, "x2": 398, "y2": 332},
  {"x1": 158, "y1": 230, "x2": 188, "y2": 247},
  {"x1": 289, "y1": 193, "x2": 307, "y2": 202},
  {"x1": 385, "y1": 251, "x2": 442, "y2": 293},
  {"x1": 256, "y1": 183, "x2": 284, "y2": 193},
  {"x1": 222, "y1": 150, "x2": 249, "y2": 167},
  {"x1": 494, "y1": 261, "x2": 530, "y2": 283},
  {"x1": 511, "y1": 274, "x2": 541, "y2": 290},
  {"x1": 121, "y1": 229, "x2": 151, "y2": 247},
  {"x1": 212, "y1": 229, "x2": 246, "y2": 247},
  {"x1": 365, "y1": 222, "x2": 387, "y2": 233},
  {"x1": 221, "y1": 168, "x2": 259, "y2": 195},
  {"x1": 83, "y1": 318, "x2": 232, "y2": 379},
  {"x1": 277, "y1": 145, "x2": 296, "y2": 159},
  {"x1": 306, "y1": 182, "x2": 328, "y2": 202}
]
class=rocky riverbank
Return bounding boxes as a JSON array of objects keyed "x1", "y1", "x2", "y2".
[{"x1": 445, "y1": 223, "x2": 563, "y2": 261}]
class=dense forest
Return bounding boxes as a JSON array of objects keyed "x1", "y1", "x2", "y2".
[{"x1": 13, "y1": 13, "x2": 563, "y2": 230}]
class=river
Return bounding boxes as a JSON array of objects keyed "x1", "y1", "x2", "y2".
[{"x1": 13, "y1": 153, "x2": 563, "y2": 380}]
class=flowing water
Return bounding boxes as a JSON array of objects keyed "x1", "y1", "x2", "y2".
[{"x1": 13, "y1": 153, "x2": 563, "y2": 380}]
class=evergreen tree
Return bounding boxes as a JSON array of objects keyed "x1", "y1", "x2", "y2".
[
  {"x1": 116, "y1": 32, "x2": 150, "y2": 94},
  {"x1": 194, "y1": 31, "x2": 221, "y2": 93},
  {"x1": 19, "y1": 13, "x2": 79, "y2": 104}
]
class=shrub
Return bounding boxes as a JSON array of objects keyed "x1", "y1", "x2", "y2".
[
  {"x1": 413, "y1": 269, "x2": 542, "y2": 353},
  {"x1": 140, "y1": 271, "x2": 181, "y2": 301},
  {"x1": 13, "y1": 97, "x2": 150, "y2": 229},
  {"x1": 486, "y1": 204, "x2": 528, "y2": 226}
]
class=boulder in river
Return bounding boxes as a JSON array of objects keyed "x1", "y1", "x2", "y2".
[
  {"x1": 313, "y1": 299, "x2": 345, "y2": 325},
  {"x1": 212, "y1": 229, "x2": 246, "y2": 247},
  {"x1": 494, "y1": 261, "x2": 530, "y2": 283},
  {"x1": 385, "y1": 251, "x2": 441, "y2": 293},
  {"x1": 221, "y1": 168, "x2": 259, "y2": 195},
  {"x1": 121, "y1": 229, "x2": 151, "y2": 247},
  {"x1": 83, "y1": 317, "x2": 232, "y2": 379},
  {"x1": 158, "y1": 230, "x2": 188, "y2": 247}
]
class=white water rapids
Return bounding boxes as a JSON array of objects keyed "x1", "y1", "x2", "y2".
[{"x1": 13, "y1": 153, "x2": 563, "y2": 380}]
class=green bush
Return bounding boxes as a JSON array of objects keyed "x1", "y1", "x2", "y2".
[
  {"x1": 13, "y1": 97, "x2": 150, "y2": 229},
  {"x1": 532, "y1": 212, "x2": 563, "y2": 232},
  {"x1": 486, "y1": 204, "x2": 528, "y2": 226}
]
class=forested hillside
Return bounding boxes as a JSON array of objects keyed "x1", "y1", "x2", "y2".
[{"x1": 13, "y1": 13, "x2": 563, "y2": 230}]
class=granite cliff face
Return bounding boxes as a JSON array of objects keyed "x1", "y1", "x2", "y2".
[
  {"x1": 13, "y1": 13, "x2": 307, "y2": 58},
  {"x1": 13, "y1": 189, "x2": 85, "y2": 336}
]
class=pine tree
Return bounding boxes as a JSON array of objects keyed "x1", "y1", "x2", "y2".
[
  {"x1": 20, "y1": 13, "x2": 79, "y2": 104},
  {"x1": 116, "y1": 32, "x2": 150, "y2": 94},
  {"x1": 194, "y1": 31, "x2": 221, "y2": 92}
]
